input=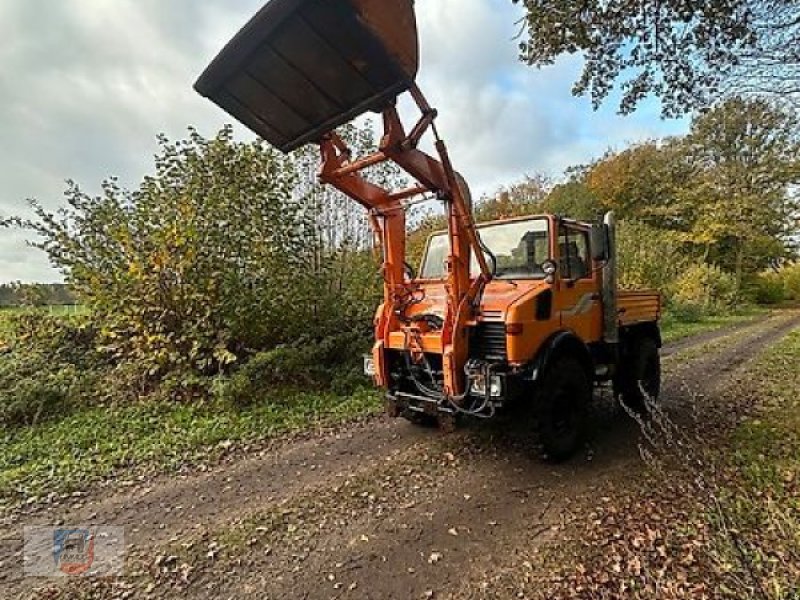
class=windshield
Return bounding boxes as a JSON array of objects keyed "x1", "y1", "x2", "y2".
[{"x1": 420, "y1": 218, "x2": 550, "y2": 280}]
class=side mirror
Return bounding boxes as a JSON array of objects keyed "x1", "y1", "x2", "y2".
[
  {"x1": 542, "y1": 259, "x2": 558, "y2": 284},
  {"x1": 590, "y1": 225, "x2": 609, "y2": 262}
]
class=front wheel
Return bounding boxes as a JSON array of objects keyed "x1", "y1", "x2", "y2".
[{"x1": 536, "y1": 357, "x2": 591, "y2": 461}]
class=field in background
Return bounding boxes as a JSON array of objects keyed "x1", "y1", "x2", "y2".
[{"x1": 0, "y1": 305, "x2": 85, "y2": 316}]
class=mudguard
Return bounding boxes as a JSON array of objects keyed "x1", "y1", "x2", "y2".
[{"x1": 528, "y1": 331, "x2": 593, "y2": 384}]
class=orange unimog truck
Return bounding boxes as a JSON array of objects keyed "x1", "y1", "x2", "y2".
[{"x1": 196, "y1": 0, "x2": 662, "y2": 459}]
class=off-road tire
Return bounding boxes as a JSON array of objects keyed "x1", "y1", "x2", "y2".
[
  {"x1": 385, "y1": 397, "x2": 402, "y2": 418},
  {"x1": 536, "y1": 357, "x2": 590, "y2": 461},
  {"x1": 620, "y1": 336, "x2": 661, "y2": 414}
]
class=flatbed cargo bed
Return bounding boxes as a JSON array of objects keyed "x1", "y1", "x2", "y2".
[{"x1": 618, "y1": 290, "x2": 661, "y2": 328}]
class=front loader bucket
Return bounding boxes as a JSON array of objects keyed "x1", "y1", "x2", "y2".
[{"x1": 195, "y1": 0, "x2": 419, "y2": 153}]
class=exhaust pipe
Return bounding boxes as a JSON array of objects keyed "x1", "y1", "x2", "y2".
[{"x1": 602, "y1": 212, "x2": 618, "y2": 345}]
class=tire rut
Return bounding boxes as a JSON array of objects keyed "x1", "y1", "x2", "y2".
[
  {"x1": 659, "y1": 313, "x2": 770, "y2": 358},
  {"x1": 0, "y1": 419, "x2": 428, "y2": 594}
]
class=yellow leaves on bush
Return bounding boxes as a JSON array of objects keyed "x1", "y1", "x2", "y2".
[{"x1": 672, "y1": 264, "x2": 738, "y2": 312}]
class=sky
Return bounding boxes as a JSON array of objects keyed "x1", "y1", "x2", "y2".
[{"x1": 0, "y1": 0, "x2": 689, "y2": 283}]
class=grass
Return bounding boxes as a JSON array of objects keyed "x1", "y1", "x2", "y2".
[
  {"x1": 734, "y1": 327, "x2": 800, "y2": 441},
  {"x1": 0, "y1": 387, "x2": 381, "y2": 513},
  {"x1": 703, "y1": 328, "x2": 800, "y2": 598},
  {"x1": 0, "y1": 307, "x2": 382, "y2": 513},
  {"x1": 729, "y1": 328, "x2": 800, "y2": 498},
  {"x1": 660, "y1": 306, "x2": 767, "y2": 343}
]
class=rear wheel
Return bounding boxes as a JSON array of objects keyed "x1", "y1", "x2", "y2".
[
  {"x1": 536, "y1": 357, "x2": 590, "y2": 461},
  {"x1": 620, "y1": 336, "x2": 661, "y2": 413}
]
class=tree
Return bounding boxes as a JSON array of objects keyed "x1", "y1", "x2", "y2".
[
  {"x1": 726, "y1": 1, "x2": 800, "y2": 104},
  {"x1": 479, "y1": 175, "x2": 551, "y2": 221},
  {"x1": 541, "y1": 180, "x2": 599, "y2": 221},
  {"x1": 560, "y1": 141, "x2": 695, "y2": 230},
  {"x1": 9, "y1": 282, "x2": 49, "y2": 307},
  {"x1": 615, "y1": 220, "x2": 689, "y2": 294},
  {"x1": 682, "y1": 98, "x2": 800, "y2": 291},
  {"x1": 0, "y1": 285, "x2": 13, "y2": 308},
  {"x1": 293, "y1": 122, "x2": 405, "y2": 332},
  {"x1": 0, "y1": 283, "x2": 50, "y2": 307},
  {"x1": 0, "y1": 283, "x2": 76, "y2": 307},
  {"x1": 513, "y1": 0, "x2": 799, "y2": 115}
]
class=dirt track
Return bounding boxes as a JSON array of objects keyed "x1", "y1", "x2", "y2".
[{"x1": 2, "y1": 312, "x2": 799, "y2": 599}]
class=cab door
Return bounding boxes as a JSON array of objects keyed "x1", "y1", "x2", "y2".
[{"x1": 556, "y1": 223, "x2": 601, "y2": 342}]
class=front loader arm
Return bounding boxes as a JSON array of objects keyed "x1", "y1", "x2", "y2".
[{"x1": 318, "y1": 85, "x2": 491, "y2": 398}]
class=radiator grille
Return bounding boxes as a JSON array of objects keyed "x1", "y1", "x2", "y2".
[
  {"x1": 480, "y1": 309, "x2": 503, "y2": 321},
  {"x1": 471, "y1": 322, "x2": 508, "y2": 361}
]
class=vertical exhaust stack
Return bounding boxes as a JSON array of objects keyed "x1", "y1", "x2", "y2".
[{"x1": 602, "y1": 212, "x2": 619, "y2": 345}]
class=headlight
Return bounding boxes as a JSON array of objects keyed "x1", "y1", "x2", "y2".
[
  {"x1": 471, "y1": 373, "x2": 503, "y2": 397},
  {"x1": 363, "y1": 355, "x2": 376, "y2": 377}
]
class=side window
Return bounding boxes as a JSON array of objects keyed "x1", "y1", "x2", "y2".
[{"x1": 558, "y1": 226, "x2": 592, "y2": 280}]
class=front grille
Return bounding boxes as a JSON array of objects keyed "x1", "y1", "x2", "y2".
[
  {"x1": 471, "y1": 322, "x2": 508, "y2": 360},
  {"x1": 480, "y1": 309, "x2": 503, "y2": 321}
]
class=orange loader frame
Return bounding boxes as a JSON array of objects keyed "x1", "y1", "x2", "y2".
[{"x1": 318, "y1": 84, "x2": 492, "y2": 399}]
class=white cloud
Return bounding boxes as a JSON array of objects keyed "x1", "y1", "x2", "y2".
[{"x1": 0, "y1": 0, "x2": 687, "y2": 283}]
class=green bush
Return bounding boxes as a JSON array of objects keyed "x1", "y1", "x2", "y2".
[
  {"x1": 664, "y1": 301, "x2": 706, "y2": 323},
  {"x1": 0, "y1": 312, "x2": 101, "y2": 426},
  {"x1": 782, "y1": 262, "x2": 800, "y2": 301},
  {"x1": 671, "y1": 263, "x2": 738, "y2": 314},
  {"x1": 3, "y1": 311, "x2": 98, "y2": 367},
  {"x1": 749, "y1": 271, "x2": 786, "y2": 305},
  {"x1": 158, "y1": 370, "x2": 217, "y2": 404},
  {"x1": 0, "y1": 363, "x2": 77, "y2": 426},
  {"x1": 217, "y1": 347, "x2": 316, "y2": 408},
  {"x1": 217, "y1": 331, "x2": 370, "y2": 407}
]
